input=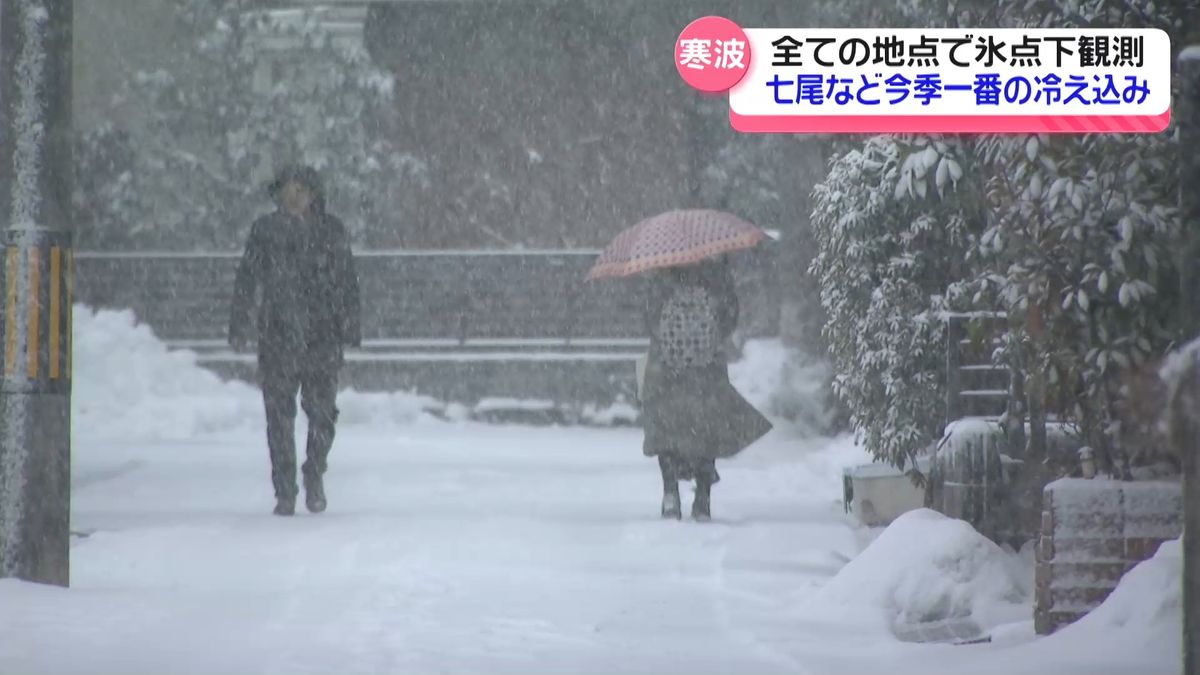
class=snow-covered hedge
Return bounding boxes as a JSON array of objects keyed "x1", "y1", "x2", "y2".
[
  {"x1": 810, "y1": 136, "x2": 979, "y2": 470},
  {"x1": 810, "y1": 0, "x2": 1193, "y2": 473}
]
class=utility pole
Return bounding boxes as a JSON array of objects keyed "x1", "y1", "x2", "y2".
[
  {"x1": 1177, "y1": 45, "x2": 1200, "y2": 675},
  {"x1": 0, "y1": 0, "x2": 74, "y2": 587}
]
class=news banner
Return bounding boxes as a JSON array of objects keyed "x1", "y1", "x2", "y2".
[{"x1": 674, "y1": 18, "x2": 1171, "y2": 133}]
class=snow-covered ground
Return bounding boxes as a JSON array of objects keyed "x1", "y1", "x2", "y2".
[{"x1": 0, "y1": 309, "x2": 1182, "y2": 674}]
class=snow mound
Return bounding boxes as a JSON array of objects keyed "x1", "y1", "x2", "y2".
[
  {"x1": 73, "y1": 307, "x2": 442, "y2": 441},
  {"x1": 73, "y1": 307, "x2": 263, "y2": 440},
  {"x1": 336, "y1": 388, "x2": 445, "y2": 428},
  {"x1": 1055, "y1": 537, "x2": 1181, "y2": 648},
  {"x1": 579, "y1": 399, "x2": 640, "y2": 426},
  {"x1": 1000, "y1": 538, "x2": 1183, "y2": 674},
  {"x1": 813, "y1": 508, "x2": 1028, "y2": 628}
]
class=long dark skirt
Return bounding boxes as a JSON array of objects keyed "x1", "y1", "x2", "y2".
[{"x1": 641, "y1": 354, "x2": 773, "y2": 462}]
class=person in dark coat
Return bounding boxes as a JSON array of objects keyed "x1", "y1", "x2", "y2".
[
  {"x1": 640, "y1": 256, "x2": 773, "y2": 521},
  {"x1": 229, "y1": 165, "x2": 362, "y2": 516}
]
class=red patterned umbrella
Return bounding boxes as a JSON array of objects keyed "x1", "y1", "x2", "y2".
[{"x1": 587, "y1": 209, "x2": 768, "y2": 280}]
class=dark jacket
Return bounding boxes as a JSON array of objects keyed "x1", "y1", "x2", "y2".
[
  {"x1": 229, "y1": 167, "x2": 361, "y2": 368},
  {"x1": 641, "y1": 260, "x2": 771, "y2": 460}
]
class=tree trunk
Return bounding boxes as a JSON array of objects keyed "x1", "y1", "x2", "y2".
[{"x1": 1026, "y1": 307, "x2": 1049, "y2": 465}]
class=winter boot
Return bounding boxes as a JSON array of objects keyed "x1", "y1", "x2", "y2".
[
  {"x1": 304, "y1": 472, "x2": 327, "y2": 514},
  {"x1": 274, "y1": 496, "x2": 296, "y2": 517},
  {"x1": 659, "y1": 455, "x2": 682, "y2": 520},
  {"x1": 692, "y1": 480, "x2": 712, "y2": 522},
  {"x1": 662, "y1": 484, "x2": 682, "y2": 520}
]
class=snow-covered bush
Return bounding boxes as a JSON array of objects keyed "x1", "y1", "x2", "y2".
[
  {"x1": 810, "y1": 136, "x2": 981, "y2": 471},
  {"x1": 958, "y1": 0, "x2": 1193, "y2": 472},
  {"x1": 810, "y1": 0, "x2": 1196, "y2": 475}
]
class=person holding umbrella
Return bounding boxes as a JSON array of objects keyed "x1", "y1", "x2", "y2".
[{"x1": 588, "y1": 210, "x2": 773, "y2": 521}]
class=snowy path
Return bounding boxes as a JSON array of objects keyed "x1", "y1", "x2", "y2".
[
  {"x1": 1, "y1": 313, "x2": 1176, "y2": 674},
  {"x1": 1, "y1": 423, "x2": 869, "y2": 675}
]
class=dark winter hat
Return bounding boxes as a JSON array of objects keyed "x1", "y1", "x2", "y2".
[{"x1": 267, "y1": 164, "x2": 326, "y2": 208}]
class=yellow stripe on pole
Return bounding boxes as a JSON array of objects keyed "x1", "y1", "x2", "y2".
[
  {"x1": 49, "y1": 247, "x2": 61, "y2": 379},
  {"x1": 27, "y1": 249, "x2": 40, "y2": 379},
  {"x1": 66, "y1": 249, "x2": 72, "y2": 378},
  {"x1": 5, "y1": 247, "x2": 17, "y2": 377}
]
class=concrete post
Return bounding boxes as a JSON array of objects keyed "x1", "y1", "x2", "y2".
[
  {"x1": 1176, "y1": 44, "x2": 1200, "y2": 675},
  {"x1": 0, "y1": 0, "x2": 74, "y2": 587}
]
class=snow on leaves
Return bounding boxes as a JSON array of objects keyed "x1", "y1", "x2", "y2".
[
  {"x1": 808, "y1": 0, "x2": 1193, "y2": 473},
  {"x1": 811, "y1": 135, "x2": 978, "y2": 470}
]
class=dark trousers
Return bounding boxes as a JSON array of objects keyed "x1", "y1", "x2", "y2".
[
  {"x1": 261, "y1": 358, "x2": 340, "y2": 500},
  {"x1": 657, "y1": 453, "x2": 719, "y2": 486}
]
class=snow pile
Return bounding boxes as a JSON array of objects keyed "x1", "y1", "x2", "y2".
[
  {"x1": 73, "y1": 307, "x2": 264, "y2": 440},
  {"x1": 474, "y1": 397, "x2": 556, "y2": 413},
  {"x1": 996, "y1": 538, "x2": 1183, "y2": 674},
  {"x1": 69, "y1": 307, "x2": 844, "y2": 440},
  {"x1": 336, "y1": 388, "x2": 445, "y2": 428},
  {"x1": 1052, "y1": 538, "x2": 1181, "y2": 650},
  {"x1": 73, "y1": 307, "x2": 442, "y2": 440},
  {"x1": 729, "y1": 338, "x2": 834, "y2": 436},
  {"x1": 811, "y1": 508, "x2": 1029, "y2": 630},
  {"x1": 939, "y1": 418, "x2": 1004, "y2": 450},
  {"x1": 579, "y1": 398, "x2": 639, "y2": 426}
]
